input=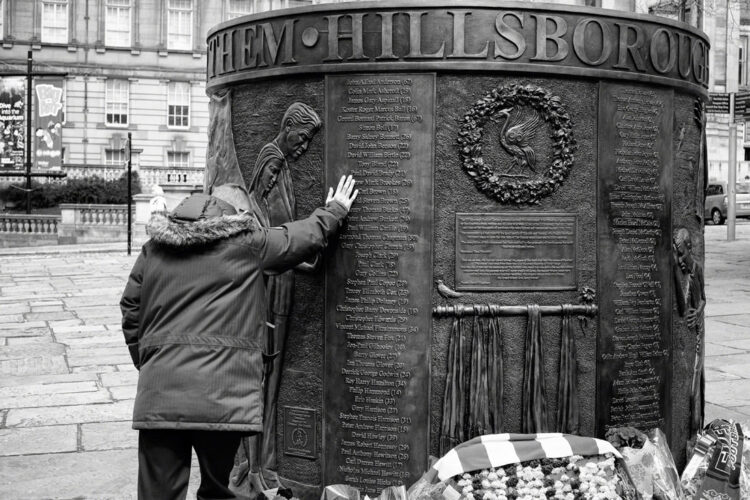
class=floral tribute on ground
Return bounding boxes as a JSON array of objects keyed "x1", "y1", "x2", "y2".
[
  {"x1": 455, "y1": 454, "x2": 631, "y2": 500},
  {"x1": 409, "y1": 434, "x2": 635, "y2": 500}
]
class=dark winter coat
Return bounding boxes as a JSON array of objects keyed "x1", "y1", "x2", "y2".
[{"x1": 120, "y1": 195, "x2": 347, "y2": 432}]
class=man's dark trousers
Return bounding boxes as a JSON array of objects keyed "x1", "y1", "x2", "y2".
[{"x1": 138, "y1": 429, "x2": 244, "y2": 500}]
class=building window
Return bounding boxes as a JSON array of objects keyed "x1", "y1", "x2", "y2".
[
  {"x1": 168, "y1": 151, "x2": 190, "y2": 168},
  {"x1": 105, "y1": 0, "x2": 131, "y2": 47},
  {"x1": 167, "y1": 82, "x2": 190, "y2": 128},
  {"x1": 105, "y1": 79, "x2": 129, "y2": 126},
  {"x1": 227, "y1": 0, "x2": 252, "y2": 19},
  {"x1": 105, "y1": 148, "x2": 125, "y2": 166},
  {"x1": 41, "y1": 0, "x2": 69, "y2": 44},
  {"x1": 167, "y1": 0, "x2": 193, "y2": 50}
]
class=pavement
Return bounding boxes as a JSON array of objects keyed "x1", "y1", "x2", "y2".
[{"x1": 0, "y1": 224, "x2": 749, "y2": 499}]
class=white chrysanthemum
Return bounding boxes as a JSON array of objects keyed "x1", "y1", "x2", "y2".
[{"x1": 487, "y1": 471, "x2": 499, "y2": 481}]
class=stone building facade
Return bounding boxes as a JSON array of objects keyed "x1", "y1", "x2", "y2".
[{"x1": 0, "y1": 0, "x2": 245, "y2": 189}]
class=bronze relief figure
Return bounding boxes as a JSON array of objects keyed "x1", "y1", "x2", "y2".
[{"x1": 237, "y1": 102, "x2": 323, "y2": 493}]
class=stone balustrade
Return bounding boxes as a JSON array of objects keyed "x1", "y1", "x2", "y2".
[
  {"x1": 137, "y1": 167, "x2": 204, "y2": 188},
  {"x1": 1, "y1": 183, "x2": 200, "y2": 247},
  {"x1": 0, "y1": 214, "x2": 60, "y2": 234},
  {"x1": 0, "y1": 165, "x2": 205, "y2": 192},
  {"x1": 58, "y1": 204, "x2": 134, "y2": 245},
  {"x1": 65, "y1": 204, "x2": 131, "y2": 226},
  {"x1": 0, "y1": 214, "x2": 60, "y2": 248}
]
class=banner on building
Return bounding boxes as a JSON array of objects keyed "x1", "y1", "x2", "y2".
[
  {"x1": 0, "y1": 77, "x2": 25, "y2": 170},
  {"x1": 733, "y1": 91, "x2": 750, "y2": 123},
  {"x1": 34, "y1": 78, "x2": 64, "y2": 170},
  {"x1": 707, "y1": 93, "x2": 730, "y2": 115}
]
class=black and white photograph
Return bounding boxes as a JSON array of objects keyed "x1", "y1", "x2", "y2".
[{"x1": 1, "y1": 1, "x2": 749, "y2": 499}]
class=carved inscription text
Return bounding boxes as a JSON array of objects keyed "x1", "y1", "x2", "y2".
[
  {"x1": 324, "y1": 73, "x2": 434, "y2": 494},
  {"x1": 597, "y1": 83, "x2": 673, "y2": 436}
]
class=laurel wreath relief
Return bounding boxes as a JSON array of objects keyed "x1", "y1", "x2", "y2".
[{"x1": 457, "y1": 84, "x2": 577, "y2": 205}]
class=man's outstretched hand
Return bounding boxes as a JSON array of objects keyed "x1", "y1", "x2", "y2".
[{"x1": 326, "y1": 175, "x2": 358, "y2": 212}]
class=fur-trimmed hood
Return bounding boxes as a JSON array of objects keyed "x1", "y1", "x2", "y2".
[{"x1": 146, "y1": 212, "x2": 257, "y2": 248}]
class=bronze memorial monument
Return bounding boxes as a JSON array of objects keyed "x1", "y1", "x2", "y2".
[{"x1": 203, "y1": 2, "x2": 709, "y2": 498}]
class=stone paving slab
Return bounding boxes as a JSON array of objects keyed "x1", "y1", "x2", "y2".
[
  {"x1": 0, "y1": 354, "x2": 69, "y2": 377},
  {"x1": 705, "y1": 368, "x2": 742, "y2": 382},
  {"x1": 708, "y1": 362, "x2": 750, "y2": 379},
  {"x1": 6, "y1": 336, "x2": 54, "y2": 345},
  {"x1": 705, "y1": 304, "x2": 750, "y2": 317},
  {"x1": 705, "y1": 318, "x2": 750, "y2": 341},
  {"x1": 57, "y1": 336, "x2": 122, "y2": 347},
  {"x1": 0, "y1": 371, "x2": 98, "y2": 387},
  {"x1": 82, "y1": 421, "x2": 138, "y2": 451},
  {"x1": 68, "y1": 354, "x2": 134, "y2": 367},
  {"x1": 704, "y1": 342, "x2": 746, "y2": 356},
  {"x1": 0, "y1": 313, "x2": 23, "y2": 323},
  {"x1": 705, "y1": 403, "x2": 750, "y2": 423},
  {"x1": 0, "y1": 389, "x2": 113, "y2": 409},
  {"x1": 110, "y1": 385, "x2": 137, "y2": 400},
  {"x1": 101, "y1": 372, "x2": 139, "y2": 386},
  {"x1": 0, "y1": 381, "x2": 98, "y2": 398},
  {"x1": 0, "y1": 425, "x2": 78, "y2": 456},
  {"x1": 712, "y1": 314, "x2": 750, "y2": 328},
  {"x1": 5, "y1": 400, "x2": 134, "y2": 428},
  {"x1": 0, "y1": 449, "x2": 138, "y2": 499},
  {"x1": 72, "y1": 364, "x2": 119, "y2": 373},
  {"x1": 705, "y1": 380, "x2": 750, "y2": 408}
]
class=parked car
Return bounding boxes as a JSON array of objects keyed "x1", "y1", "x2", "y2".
[{"x1": 704, "y1": 182, "x2": 750, "y2": 225}]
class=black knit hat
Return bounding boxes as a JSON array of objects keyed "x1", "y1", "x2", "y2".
[{"x1": 169, "y1": 193, "x2": 237, "y2": 222}]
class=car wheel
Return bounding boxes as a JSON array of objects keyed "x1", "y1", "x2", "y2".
[{"x1": 712, "y1": 209, "x2": 725, "y2": 225}]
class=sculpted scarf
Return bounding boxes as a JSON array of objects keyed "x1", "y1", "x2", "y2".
[
  {"x1": 555, "y1": 305, "x2": 579, "y2": 434},
  {"x1": 522, "y1": 304, "x2": 549, "y2": 433}
]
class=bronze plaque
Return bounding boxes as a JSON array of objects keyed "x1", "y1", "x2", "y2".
[
  {"x1": 455, "y1": 212, "x2": 577, "y2": 291},
  {"x1": 324, "y1": 73, "x2": 434, "y2": 494},
  {"x1": 596, "y1": 82, "x2": 673, "y2": 437},
  {"x1": 283, "y1": 406, "x2": 317, "y2": 459}
]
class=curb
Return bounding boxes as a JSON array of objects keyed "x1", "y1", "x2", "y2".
[{"x1": 0, "y1": 243, "x2": 140, "y2": 257}]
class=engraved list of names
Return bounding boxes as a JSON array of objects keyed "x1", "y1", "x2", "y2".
[
  {"x1": 596, "y1": 83, "x2": 673, "y2": 436},
  {"x1": 324, "y1": 74, "x2": 434, "y2": 493}
]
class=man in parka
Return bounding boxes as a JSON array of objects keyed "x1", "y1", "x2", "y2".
[{"x1": 120, "y1": 175, "x2": 358, "y2": 499}]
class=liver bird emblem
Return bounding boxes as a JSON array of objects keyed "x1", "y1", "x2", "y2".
[{"x1": 494, "y1": 107, "x2": 542, "y2": 176}]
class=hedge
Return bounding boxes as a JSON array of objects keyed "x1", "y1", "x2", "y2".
[{"x1": 0, "y1": 171, "x2": 141, "y2": 209}]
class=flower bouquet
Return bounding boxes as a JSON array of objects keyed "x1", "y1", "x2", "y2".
[
  {"x1": 408, "y1": 433, "x2": 638, "y2": 500},
  {"x1": 605, "y1": 427, "x2": 683, "y2": 500}
]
